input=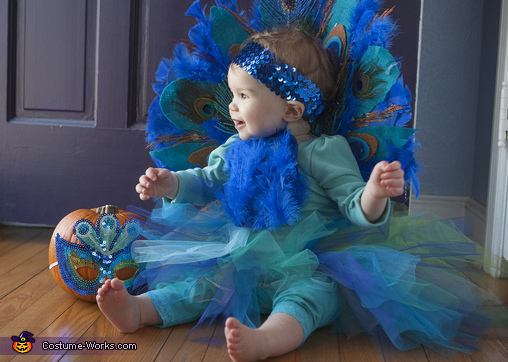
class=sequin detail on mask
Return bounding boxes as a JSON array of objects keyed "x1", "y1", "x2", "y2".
[
  {"x1": 54, "y1": 213, "x2": 144, "y2": 296},
  {"x1": 232, "y1": 42, "x2": 325, "y2": 120}
]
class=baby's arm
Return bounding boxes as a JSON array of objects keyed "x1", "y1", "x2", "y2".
[
  {"x1": 136, "y1": 167, "x2": 179, "y2": 201},
  {"x1": 361, "y1": 161, "x2": 405, "y2": 222}
]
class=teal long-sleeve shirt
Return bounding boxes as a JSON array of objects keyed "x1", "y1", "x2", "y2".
[{"x1": 170, "y1": 134, "x2": 390, "y2": 228}]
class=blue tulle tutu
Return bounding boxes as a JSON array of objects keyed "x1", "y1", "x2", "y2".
[{"x1": 128, "y1": 200, "x2": 508, "y2": 355}]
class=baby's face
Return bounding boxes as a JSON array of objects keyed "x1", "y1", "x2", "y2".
[{"x1": 228, "y1": 65, "x2": 288, "y2": 140}]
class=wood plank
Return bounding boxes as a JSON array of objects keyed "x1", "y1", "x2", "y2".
[
  {"x1": 0, "y1": 225, "x2": 20, "y2": 240},
  {"x1": 201, "y1": 321, "x2": 231, "y2": 362},
  {"x1": 9, "y1": 297, "x2": 99, "y2": 362},
  {"x1": 381, "y1": 342, "x2": 428, "y2": 362},
  {"x1": 0, "y1": 276, "x2": 77, "y2": 361},
  {"x1": 0, "y1": 228, "x2": 52, "y2": 274},
  {"x1": 481, "y1": 275, "x2": 508, "y2": 355},
  {"x1": 10, "y1": 354, "x2": 61, "y2": 362},
  {"x1": 40, "y1": 299, "x2": 101, "y2": 338},
  {"x1": 266, "y1": 352, "x2": 297, "y2": 361},
  {"x1": 485, "y1": 274, "x2": 508, "y2": 304},
  {"x1": 0, "y1": 270, "x2": 76, "y2": 336},
  {"x1": 297, "y1": 327, "x2": 340, "y2": 362},
  {"x1": 202, "y1": 342, "x2": 231, "y2": 361},
  {"x1": 155, "y1": 323, "x2": 211, "y2": 361},
  {"x1": 0, "y1": 240, "x2": 52, "y2": 300},
  {"x1": 0, "y1": 226, "x2": 49, "y2": 255},
  {"x1": 62, "y1": 320, "x2": 172, "y2": 361},
  {"x1": 338, "y1": 333, "x2": 384, "y2": 362},
  {"x1": 425, "y1": 337, "x2": 508, "y2": 362},
  {"x1": 198, "y1": 319, "x2": 302, "y2": 362},
  {"x1": 374, "y1": 332, "x2": 429, "y2": 361}
]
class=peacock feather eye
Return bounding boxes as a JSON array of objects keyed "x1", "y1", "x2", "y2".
[
  {"x1": 352, "y1": 62, "x2": 385, "y2": 100},
  {"x1": 194, "y1": 98, "x2": 216, "y2": 119},
  {"x1": 169, "y1": 80, "x2": 220, "y2": 125},
  {"x1": 347, "y1": 133, "x2": 379, "y2": 162}
]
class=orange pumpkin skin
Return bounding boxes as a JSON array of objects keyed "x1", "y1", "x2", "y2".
[{"x1": 48, "y1": 206, "x2": 142, "y2": 302}]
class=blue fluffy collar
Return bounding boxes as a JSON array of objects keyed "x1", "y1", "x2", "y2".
[{"x1": 217, "y1": 130, "x2": 307, "y2": 230}]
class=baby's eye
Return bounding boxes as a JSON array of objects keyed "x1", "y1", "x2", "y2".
[{"x1": 240, "y1": 93, "x2": 248, "y2": 99}]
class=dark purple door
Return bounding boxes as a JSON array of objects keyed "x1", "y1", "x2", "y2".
[{"x1": 0, "y1": 0, "x2": 199, "y2": 225}]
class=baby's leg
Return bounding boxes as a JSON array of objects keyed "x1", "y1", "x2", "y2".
[
  {"x1": 224, "y1": 313, "x2": 304, "y2": 362},
  {"x1": 96, "y1": 278, "x2": 162, "y2": 333},
  {"x1": 225, "y1": 272, "x2": 341, "y2": 361}
]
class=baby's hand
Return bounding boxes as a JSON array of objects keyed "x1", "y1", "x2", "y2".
[
  {"x1": 135, "y1": 167, "x2": 179, "y2": 201},
  {"x1": 368, "y1": 161, "x2": 405, "y2": 198}
]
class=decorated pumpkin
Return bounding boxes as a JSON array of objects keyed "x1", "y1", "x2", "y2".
[{"x1": 48, "y1": 205, "x2": 144, "y2": 302}]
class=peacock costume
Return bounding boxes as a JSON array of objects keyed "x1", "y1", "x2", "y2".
[{"x1": 129, "y1": 0, "x2": 508, "y2": 356}]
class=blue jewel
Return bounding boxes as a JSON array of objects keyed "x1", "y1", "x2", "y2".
[
  {"x1": 101, "y1": 218, "x2": 115, "y2": 230},
  {"x1": 78, "y1": 223, "x2": 89, "y2": 234}
]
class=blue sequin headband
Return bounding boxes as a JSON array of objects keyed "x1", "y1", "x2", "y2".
[{"x1": 232, "y1": 42, "x2": 325, "y2": 119}]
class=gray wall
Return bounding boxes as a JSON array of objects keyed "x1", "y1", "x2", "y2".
[
  {"x1": 473, "y1": 0, "x2": 502, "y2": 205},
  {"x1": 417, "y1": 0, "x2": 501, "y2": 205}
]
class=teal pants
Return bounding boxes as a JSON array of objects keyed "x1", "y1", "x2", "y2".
[{"x1": 146, "y1": 271, "x2": 341, "y2": 342}]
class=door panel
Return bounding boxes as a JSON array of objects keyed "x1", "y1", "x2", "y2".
[
  {"x1": 0, "y1": 0, "x2": 152, "y2": 225},
  {"x1": 22, "y1": 1, "x2": 88, "y2": 112},
  {"x1": 17, "y1": 0, "x2": 95, "y2": 122}
]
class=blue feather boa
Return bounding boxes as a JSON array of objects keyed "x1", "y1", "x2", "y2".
[{"x1": 217, "y1": 130, "x2": 307, "y2": 230}]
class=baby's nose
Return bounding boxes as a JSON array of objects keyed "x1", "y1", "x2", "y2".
[{"x1": 229, "y1": 101, "x2": 237, "y2": 112}]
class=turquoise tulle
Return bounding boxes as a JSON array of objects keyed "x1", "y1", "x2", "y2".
[
  {"x1": 129, "y1": 201, "x2": 507, "y2": 354},
  {"x1": 317, "y1": 213, "x2": 505, "y2": 354}
]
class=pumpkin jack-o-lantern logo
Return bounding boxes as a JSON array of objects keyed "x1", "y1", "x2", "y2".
[
  {"x1": 52, "y1": 213, "x2": 143, "y2": 297},
  {"x1": 12, "y1": 331, "x2": 35, "y2": 354}
]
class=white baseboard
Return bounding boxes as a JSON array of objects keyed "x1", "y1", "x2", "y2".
[
  {"x1": 0, "y1": 221, "x2": 55, "y2": 228},
  {"x1": 409, "y1": 194, "x2": 486, "y2": 246},
  {"x1": 409, "y1": 194, "x2": 469, "y2": 218}
]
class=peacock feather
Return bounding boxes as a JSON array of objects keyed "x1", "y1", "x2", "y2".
[{"x1": 146, "y1": 0, "x2": 420, "y2": 195}]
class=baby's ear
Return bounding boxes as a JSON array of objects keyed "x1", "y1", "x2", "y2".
[{"x1": 284, "y1": 101, "x2": 305, "y2": 122}]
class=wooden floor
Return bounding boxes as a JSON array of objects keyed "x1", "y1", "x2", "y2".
[{"x1": 1, "y1": 225, "x2": 508, "y2": 362}]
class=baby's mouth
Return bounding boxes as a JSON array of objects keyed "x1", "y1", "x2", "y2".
[{"x1": 233, "y1": 119, "x2": 245, "y2": 128}]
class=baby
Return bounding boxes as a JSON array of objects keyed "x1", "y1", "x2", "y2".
[{"x1": 97, "y1": 28, "x2": 404, "y2": 361}]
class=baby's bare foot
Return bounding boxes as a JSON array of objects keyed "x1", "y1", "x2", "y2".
[
  {"x1": 225, "y1": 317, "x2": 267, "y2": 362},
  {"x1": 96, "y1": 278, "x2": 141, "y2": 333}
]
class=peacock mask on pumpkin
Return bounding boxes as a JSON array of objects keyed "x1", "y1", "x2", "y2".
[{"x1": 50, "y1": 212, "x2": 143, "y2": 296}]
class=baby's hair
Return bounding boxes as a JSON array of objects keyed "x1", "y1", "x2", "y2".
[{"x1": 245, "y1": 28, "x2": 335, "y2": 101}]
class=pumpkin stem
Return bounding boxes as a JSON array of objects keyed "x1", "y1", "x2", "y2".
[{"x1": 96, "y1": 205, "x2": 119, "y2": 214}]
